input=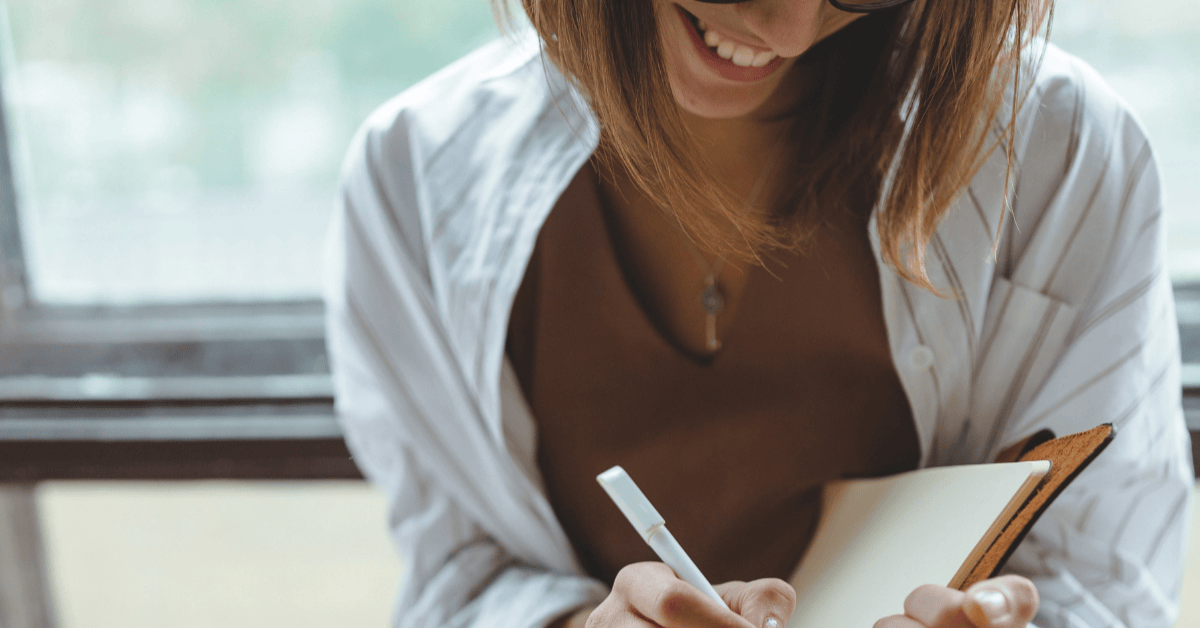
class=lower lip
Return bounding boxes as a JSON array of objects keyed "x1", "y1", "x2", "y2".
[{"x1": 675, "y1": 5, "x2": 785, "y2": 83}]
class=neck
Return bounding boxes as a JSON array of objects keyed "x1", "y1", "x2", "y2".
[
  {"x1": 678, "y1": 61, "x2": 815, "y2": 204},
  {"x1": 681, "y1": 112, "x2": 789, "y2": 202}
]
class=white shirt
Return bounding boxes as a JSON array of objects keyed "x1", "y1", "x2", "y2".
[{"x1": 323, "y1": 31, "x2": 1193, "y2": 628}]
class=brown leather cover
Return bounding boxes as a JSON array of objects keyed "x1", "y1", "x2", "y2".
[{"x1": 954, "y1": 424, "x2": 1116, "y2": 590}]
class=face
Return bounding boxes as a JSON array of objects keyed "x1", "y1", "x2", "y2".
[{"x1": 658, "y1": 0, "x2": 865, "y2": 119}]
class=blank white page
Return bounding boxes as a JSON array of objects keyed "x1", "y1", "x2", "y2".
[{"x1": 786, "y1": 461, "x2": 1050, "y2": 628}]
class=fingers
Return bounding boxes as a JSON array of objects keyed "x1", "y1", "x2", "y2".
[
  {"x1": 901, "y1": 584, "x2": 975, "y2": 628},
  {"x1": 717, "y1": 578, "x2": 797, "y2": 628},
  {"x1": 962, "y1": 576, "x2": 1039, "y2": 628},
  {"x1": 890, "y1": 577, "x2": 1039, "y2": 628},
  {"x1": 606, "y1": 562, "x2": 755, "y2": 628}
]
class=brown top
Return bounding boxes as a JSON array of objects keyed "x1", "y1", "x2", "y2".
[{"x1": 506, "y1": 160, "x2": 919, "y2": 586}]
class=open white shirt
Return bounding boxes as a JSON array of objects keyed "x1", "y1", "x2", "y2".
[{"x1": 323, "y1": 31, "x2": 1193, "y2": 628}]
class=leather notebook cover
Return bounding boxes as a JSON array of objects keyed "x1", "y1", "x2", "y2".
[{"x1": 955, "y1": 423, "x2": 1115, "y2": 589}]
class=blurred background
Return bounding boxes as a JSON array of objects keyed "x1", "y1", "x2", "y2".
[
  {"x1": 5, "y1": 0, "x2": 498, "y2": 304},
  {"x1": 0, "y1": 0, "x2": 1195, "y2": 626}
]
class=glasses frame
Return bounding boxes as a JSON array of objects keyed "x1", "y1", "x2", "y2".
[
  {"x1": 693, "y1": 0, "x2": 918, "y2": 12},
  {"x1": 827, "y1": 0, "x2": 918, "y2": 12}
]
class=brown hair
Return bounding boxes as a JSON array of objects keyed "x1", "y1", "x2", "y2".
[{"x1": 500, "y1": 0, "x2": 1051, "y2": 290}]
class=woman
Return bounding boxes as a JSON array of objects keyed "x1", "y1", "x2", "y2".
[{"x1": 324, "y1": 0, "x2": 1193, "y2": 626}]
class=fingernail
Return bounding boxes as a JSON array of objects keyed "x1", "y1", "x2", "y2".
[
  {"x1": 765, "y1": 618, "x2": 780, "y2": 628},
  {"x1": 972, "y1": 588, "x2": 1010, "y2": 622}
]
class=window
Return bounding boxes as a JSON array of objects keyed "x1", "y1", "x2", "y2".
[
  {"x1": 0, "y1": 0, "x2": 500, "y2": 457},
  {"x1": 0, "y1": 1, "x2": 496, "y2": 625}
]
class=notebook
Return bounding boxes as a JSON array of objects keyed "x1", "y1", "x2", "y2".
[{"x1": 785, "y1": 424, "x2": 1115, "y2": 628}]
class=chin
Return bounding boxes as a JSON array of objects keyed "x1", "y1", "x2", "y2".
[{"x1": 666, "y1": 67, "x2": 790, "y2": 119}]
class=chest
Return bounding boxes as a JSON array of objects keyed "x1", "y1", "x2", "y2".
[{"x1": 505, "y1": 164, "x2": 920, "y2": 585}]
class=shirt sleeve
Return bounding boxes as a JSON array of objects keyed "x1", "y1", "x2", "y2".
[
  {"x1": 989, "y1": 59, "x2": 1194, "y2": 628},
  {"x1": 323, "y1": 116, "x2": 608, "y2": 628}
]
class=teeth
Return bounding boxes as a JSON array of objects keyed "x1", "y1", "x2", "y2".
[
  {"x1": 751, "y1": 51, "x2": 777, "y2": 67},
  {"x1": 696, "y1": 21, "x2": 778, "y2": 67},
  {"x1": 716, "y1": 40, "x2": 735, "y2": 60},
  {"x1": 732, "y1": 46, "x2": 755, "y2": 67}
]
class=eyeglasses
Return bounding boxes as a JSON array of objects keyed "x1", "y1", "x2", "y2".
[{"x1": 691, "y1": 0, "x2": 917, "y2": 13}]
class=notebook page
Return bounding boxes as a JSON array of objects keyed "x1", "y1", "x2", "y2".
[{"x1": 786, "y1": 461, "x2": 1050, "y2": 628}]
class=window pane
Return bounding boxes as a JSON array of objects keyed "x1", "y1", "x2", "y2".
[
  {"x1": 3, "y1": 0, "x2": 496, "y2": 304},
  {"x1": 1051, "y1": 0, "x2": 1200, "y2": 282}
]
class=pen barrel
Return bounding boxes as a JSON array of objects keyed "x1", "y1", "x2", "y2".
[{"x1": 646, "y1": 527, "x2": 728, "y2": 609}]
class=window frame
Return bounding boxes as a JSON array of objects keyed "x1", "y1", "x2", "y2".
[{"x1": 0, "y1": 301, "x2": 350, "y2": 480}]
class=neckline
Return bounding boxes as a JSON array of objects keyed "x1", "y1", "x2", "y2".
[{"x1": 582, "y1": 161, "x2": 760, "y2": 368}]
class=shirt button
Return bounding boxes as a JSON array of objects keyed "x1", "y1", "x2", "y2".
[{"x1": 909, "y1": 345, "x2": 935, "y2": 370}]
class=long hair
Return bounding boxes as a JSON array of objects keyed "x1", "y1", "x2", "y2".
[{"x1": 500, "y1": 0, "x2": 1051, "y2": 290}]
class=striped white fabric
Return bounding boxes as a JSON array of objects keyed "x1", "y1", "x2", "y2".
[{"x1": 323, "y1": 31, "x2": 1193, "y2": 628}]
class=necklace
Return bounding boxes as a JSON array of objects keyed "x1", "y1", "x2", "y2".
[
  {"x1": 684, "y1": 245, "x2": 728, "y2": 352},
  {"x1": 679, "y1": 134, "x2": 788, "y2": 354}
]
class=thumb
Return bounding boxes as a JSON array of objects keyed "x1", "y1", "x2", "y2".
[
  {"x1": 717, "y1": 578, "x2": 797, "y2": 628},
  {"x1": 963, "y1": 576, "x2": 1039, "y2": 628}
]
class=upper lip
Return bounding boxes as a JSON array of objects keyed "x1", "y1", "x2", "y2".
[{"x1": 679, "y1": 5, "x2": 776, "y2": 54}]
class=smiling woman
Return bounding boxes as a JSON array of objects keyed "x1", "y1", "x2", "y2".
[{"x1": 322, "y1": 1, "x2": 1192, "y2": 628}]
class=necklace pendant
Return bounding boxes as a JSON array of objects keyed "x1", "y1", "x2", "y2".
[
  {"x1": 705, "y1": 313, "x2": 721, "y2": 352},
  {"x1": 700, "y1": 281, "x2": 725, "y2": 315},
  {"x1": 700, "y1": 278, "x2": 724, "y2": 352}
]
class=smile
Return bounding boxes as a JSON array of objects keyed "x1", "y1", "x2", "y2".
[{"x1": 675, "y1": 5, "x2": 786, "y2": 82}]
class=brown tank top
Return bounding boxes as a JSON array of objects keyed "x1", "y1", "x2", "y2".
[{"x1": 506, "y1": 161, "x2": 920, "y2": 586}]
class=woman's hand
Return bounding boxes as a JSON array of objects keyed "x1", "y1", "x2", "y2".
[
  {"x1": 874, "y1": 576, "x2": 1039, "y2": 628},
  {"x1": 564, "y1": 562, "x2": 796, "y2": 628}
]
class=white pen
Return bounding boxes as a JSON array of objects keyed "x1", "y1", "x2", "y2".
[{"x1": 596, "y1": 465, "x2": 728, "y2": 609}]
